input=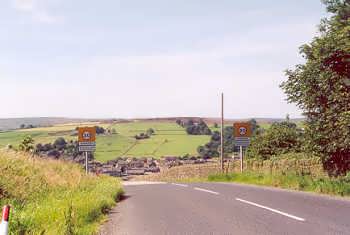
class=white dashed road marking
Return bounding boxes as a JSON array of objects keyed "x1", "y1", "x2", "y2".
[
  {"x1": 172, "y1": 183, "x2": 189, "y2": 187},
  {"x1": 194, "y1": 187, "x2": 220, "y2": 195},
  {"x1": 236, "y1": 198, "x2": 305, "y2": 221},
  {"x1": 123, "y1": 181, "x2": 167, "y2": 186}
]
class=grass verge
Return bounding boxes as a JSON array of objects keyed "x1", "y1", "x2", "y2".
[
  {"x1": 208, "y1": 171, "x2": 350, "y2": 197},
  {"x1": 0, "y1": 150, "x2": 123, "y2": 235}
]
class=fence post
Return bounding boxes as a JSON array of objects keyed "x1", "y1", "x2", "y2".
[{"x1": 0, "y1": 205, "x2": 10, "y2": 235}]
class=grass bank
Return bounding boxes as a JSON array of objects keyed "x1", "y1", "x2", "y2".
[
  {"x1": 208, "y1": 171, "x2": 350, "y2": 197},
  {"x1": 0, "y1": 150, "x2": 123, "y2": 235}
]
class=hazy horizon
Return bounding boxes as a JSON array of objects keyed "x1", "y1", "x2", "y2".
[
  {"x1": 0, "y1": 115, "x2": 304, "y2": 120},
  {"x1": 1, "y1": 0, "x2": 327, "y2": 119}
]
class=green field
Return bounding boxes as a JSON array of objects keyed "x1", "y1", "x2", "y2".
[
  {"x1": 0, "y1": 120, "x2": 305, "y2": 162},
  {"x1": 95, "y1": 122, "x2": 210, "y2": 161},
  {"x1": 0, "y1": 121, "x2": 210, "y2": 162}
]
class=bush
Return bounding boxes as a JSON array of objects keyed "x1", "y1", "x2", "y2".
[
  {"x1": 146, "y1": 128, "x2": 155, "y2": 136},
  {"x1": 54, "y1": 137, "x2": 67, "y2": 150},
  {"x1": 247, "y1": 121, "x2": 303, "y2": 160},
  {"x1": 134, "y1": 133, "x2": 150, "y2": 140},
  {"x1": 95, "y1": 126, "x2": 106, "y2": 135},
  {"x1": 18, "y1": 136, "x2": 34, "y2": 152}
]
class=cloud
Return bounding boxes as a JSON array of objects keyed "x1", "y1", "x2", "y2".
[{"x1": 12, "y1": 0, "x2": 61, "y2": 24}]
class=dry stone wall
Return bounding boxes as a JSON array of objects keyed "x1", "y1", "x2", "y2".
[{"x1": 140, "y1": 157, "x2": 325, "y2": 181}]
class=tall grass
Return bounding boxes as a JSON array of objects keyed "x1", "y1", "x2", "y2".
[
  {"x1": 0, "y1": 150, "x2": 123, "y2": 235},
  {"x1": 208, "y1": 171, "x2": 350, "y2": 197}
]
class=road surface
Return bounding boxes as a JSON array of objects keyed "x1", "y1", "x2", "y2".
[{"x1": 100, "y1": 181, "x2": 350, "y2": 235}]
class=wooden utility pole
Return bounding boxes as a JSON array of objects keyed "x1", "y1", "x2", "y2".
[{"x1": 220, "y1": 93, "x2": 224, "y2": 172}]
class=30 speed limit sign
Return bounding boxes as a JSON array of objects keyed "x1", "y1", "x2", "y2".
[
  {"x1": 233, "y1": 122, "x2": 252, "y2": 147},
  {"x1": 78, "y1": 127, "x2": 96, "y2": 152}
]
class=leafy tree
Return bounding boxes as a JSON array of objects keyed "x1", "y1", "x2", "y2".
[
  {"x1": 19, "y1": 135, "x2": 35, "y2": 152},
  {"x1": 176, "y1": 119, "x2": 182, "y2": 126},
  {"x1": 95, "y1": 126, "x2": 106, "y2": 134},
  {"x1": 36, "y1": 143, "x2": 43, "y2": 151},
  {"x1": 247, "y1": 121, "x2": 303, "y2": 160},
  {"x1": 281, "y1": 0, "x2": 350, "y2": 175},
  {"x1": 183, "y1": 119, "x2": 212, "y2": 135},
  {"x1": 213, "y1": 123, "x2": 219, "y2": 128},
  {"x1": 20, "y1": 124, "x2": 25, "y2": 129},
  {"x1": 146, "y1": 128, "x2": 155, "y2": 136},
  {"x1": 134, "y1": 133, "x2": 150, "y2": 140},
  {"x1": 42, "y1": 143, "x2": 53, "y2": 151},
  {"x1": 197, "y1": 127, "x2": 237, "y2": 158},
  {"x1": 249, "y1": 118, "x2": 264, "y2": 134},
  {"x1": 54, "y1": 137, "x2": 67, "y2": 146},
  {"x1": 54, "y1": 137, "x2": 67, "y2": 150}
]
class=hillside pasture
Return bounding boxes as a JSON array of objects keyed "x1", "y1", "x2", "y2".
[
  {"x1": 0, "y1": 121, "x2": 210, "y2": 162},
  {"x1": 95, "y1": 121, "x2": 210, "y2": 161}
]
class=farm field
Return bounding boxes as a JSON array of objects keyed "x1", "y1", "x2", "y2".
[
  {"x1": 95, "y1": 122, "x2": 210, "y2": 161},
  {"x1": 0, "y1": 120, "x2": 304, "y2": 162},
  {"x1": 0, "y1": 121, "x2": 210, "y2": 162}
]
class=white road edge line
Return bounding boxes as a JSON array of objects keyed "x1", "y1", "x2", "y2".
[
  {"x1": 236, "y1": 198, "x2": 305, "y2": 222},
  {"x1": 194, "y1": 187, "x2": 220, "y2": 195},
  {"x1": 171, "y1": 183, "x2": 188, "y2": 187}
]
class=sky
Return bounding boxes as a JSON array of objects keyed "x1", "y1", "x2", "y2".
[{"x1": 0, "y1": 0, "x2": 327, "y2": 119}]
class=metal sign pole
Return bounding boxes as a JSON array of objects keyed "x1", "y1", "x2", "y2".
[
  {"x1": 240, "y1": 146, "x2": 243, "y2": 173},
  {"x1": 220, "y1": 93, "x2": 224, "y2": 173},
  {"x1": 85, "y1": 151, "x2": 88, "y2": 174}
]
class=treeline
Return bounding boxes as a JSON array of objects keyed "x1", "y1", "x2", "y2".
[
  {"x1": 198, "y1": 118, "x2": 303, "y2": 162},
  {"x1": 197, "y1": 119, "x2": 261, "y2": 159},
  {"x1": 176, "y1": 119, "x2": 211, "y2": 135},
  {"x1": 19, "y1": 124, "x2": 37, "y2": 129}
]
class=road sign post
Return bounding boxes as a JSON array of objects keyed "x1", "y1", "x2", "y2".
[
  {"x1": 78, "y1": 127, "x2": 96, "y2": 174},
  {"x1": 240, "y1": 146, "x2": 243, "y2": 173},
  {"x1": 234, "y1": 122, "x2": 252, "y2": 173},
  {"x1": 85, "y1": 151, "x2": 88, "y2": 174},
  {"x1": 220, "y1": 93, "x2": 224, "y2": 173}
]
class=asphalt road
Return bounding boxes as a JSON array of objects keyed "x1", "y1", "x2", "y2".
[{"x1": 100, "y1": 181, "x2": 350, "y2": 235}]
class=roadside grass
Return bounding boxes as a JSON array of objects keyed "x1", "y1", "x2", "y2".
[
  {"x1": 0, "y1": 150, "x2": 123, "y2": 235},
  {"x1": 208, "y1": 171, "x2": 350, "y2": 197}
]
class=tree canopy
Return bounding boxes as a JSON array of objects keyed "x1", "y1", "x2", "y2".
[
  {"x1": 281, "y1": 0, "x2": 350, "y2": 175},
  {"x1": 247, "y1": 121, "x2": 303, "y2": 160}
]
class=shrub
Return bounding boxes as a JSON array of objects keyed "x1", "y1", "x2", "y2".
[
  {"x1": 54, "y1": 137, "x2": 67, "y2": 150},
  {"x1": 247, "y1": 121, "x2": 303, "y2": 160},
  {"x1": 18, "y1": 136, "x2": 35, "y2": 152},
  {"x1": 95, "y1": 126, "x2": 106, "y2": 135},
  {"x1": 146, "y1": 128, "x2": 155, "y2": 136}
]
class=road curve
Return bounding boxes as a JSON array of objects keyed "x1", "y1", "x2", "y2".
[{"x1": 100, "y1": 182, "x2": 350, "y2": 235}]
